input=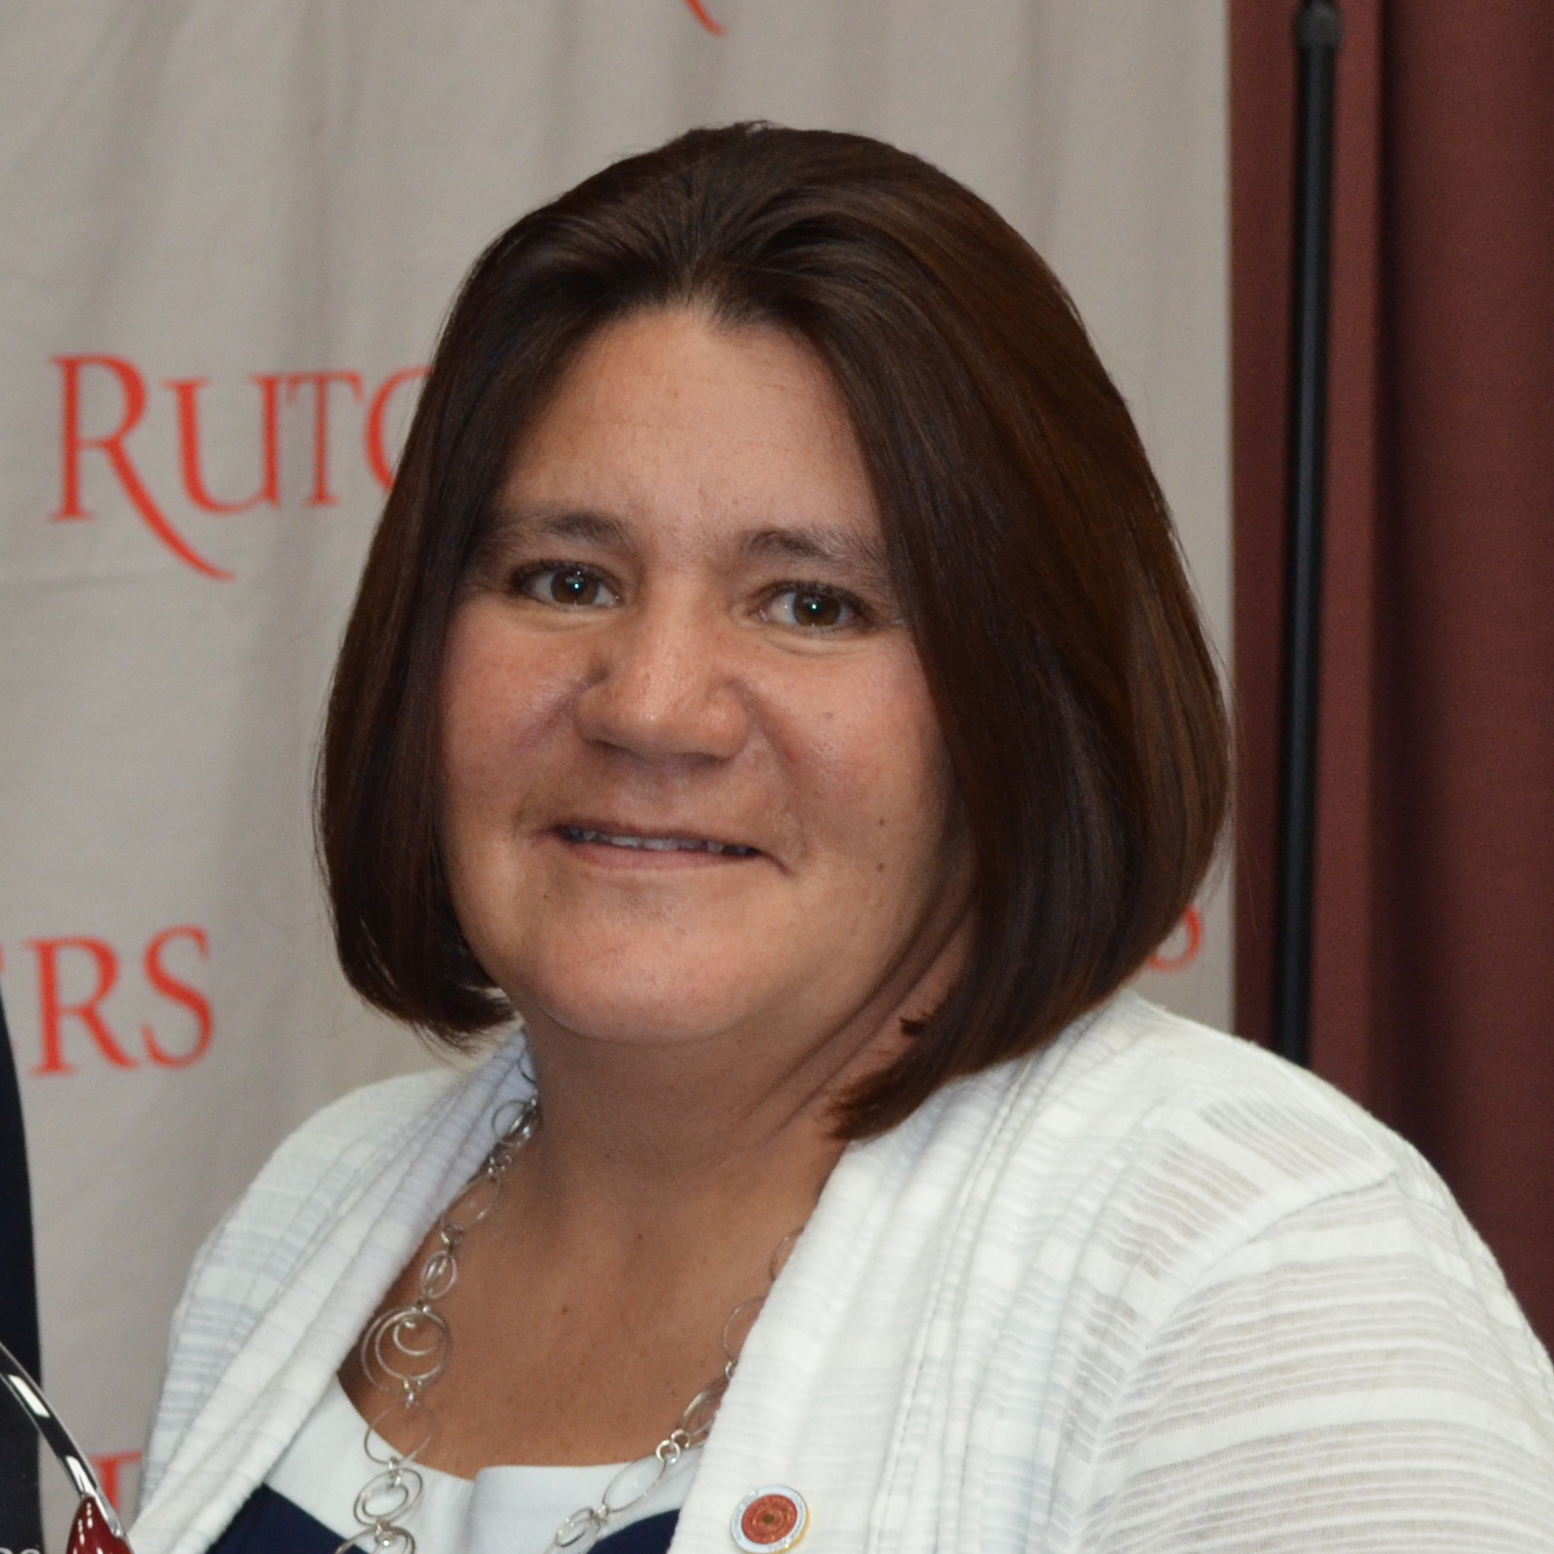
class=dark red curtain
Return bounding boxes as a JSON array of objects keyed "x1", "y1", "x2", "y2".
[{"x1": 1233, "y1": 2, "x2": 1554, "y2": 1343}]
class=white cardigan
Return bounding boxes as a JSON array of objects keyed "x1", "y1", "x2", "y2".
[{"x1": 134, "y1": 994, "x2": 1554, "y2": 1553}]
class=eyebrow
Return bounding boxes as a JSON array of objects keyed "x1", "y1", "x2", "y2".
[
  {"x1": 740, "y1": 525, "x2": 888, "y2": 573},
  {"x1": 489, "y1": 506, "x2": 631, "y2": 550},
  {"x1": 487, "y1": 506, "x2": 892, "y2": 584}
]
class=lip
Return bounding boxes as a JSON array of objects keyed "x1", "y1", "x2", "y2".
[{"x1": 547, "y1": 820, "x2": 764, "y2": 866}]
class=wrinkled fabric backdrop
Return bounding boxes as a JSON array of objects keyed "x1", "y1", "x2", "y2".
[
  {"x1": 1233, "y1": 1, "x2": 1554, "y2": 1346},
  {"x1": 0, "y1": 1, "x2": 1229, "y2": 1531}
]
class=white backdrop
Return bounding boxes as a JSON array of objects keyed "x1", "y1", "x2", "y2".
[{"x1": 0, "y1": 0, "x2": 1229, "y2": 1532}]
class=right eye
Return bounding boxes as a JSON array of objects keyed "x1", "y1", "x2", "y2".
[{"x1": 513, "y1": 565, "x2": 620, "y2": 610}]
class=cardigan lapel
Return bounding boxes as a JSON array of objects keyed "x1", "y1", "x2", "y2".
[
  {"x1": 134, "y1": 1039, "x2": 534, "y2": 1554},
  {"x1": 665, "y1": 1011, "x2": 1100, "y2": 1554}
]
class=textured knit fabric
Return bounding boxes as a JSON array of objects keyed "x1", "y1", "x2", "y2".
[{"x1": 134, "y1": 993, "x2": 1554, "y2": 1554}]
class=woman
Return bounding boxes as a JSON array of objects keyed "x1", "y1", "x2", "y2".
[{"x1": 134, "y1": 125, "x2": 1554, "y2": 1554}]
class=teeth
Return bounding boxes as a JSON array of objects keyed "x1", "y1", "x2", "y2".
[{"x1": 561, "y1": 826, "x2": 756, "y2": 857}]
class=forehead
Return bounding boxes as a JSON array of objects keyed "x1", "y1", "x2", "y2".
[{"x1": 498, "y1": 308, "x2": 883, "y2": 557}]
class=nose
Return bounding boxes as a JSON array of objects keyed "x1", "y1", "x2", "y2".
[{"x1": 573, "y1": 593, "x2": 750, "y2": 764}]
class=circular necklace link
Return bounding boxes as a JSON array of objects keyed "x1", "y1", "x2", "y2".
[
  {"x1": 338, "y1": 1093, "x2": 796, "y2": 1554},
  {"x1": 337, "y1": 1097, "x2": 537, "y2": 1554}
]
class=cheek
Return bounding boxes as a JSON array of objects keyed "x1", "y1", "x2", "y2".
[
  {"x1": 779, "y1": 649, "x2": 956, "y2": 882},
  {"x1": 440, "y1": 605, "x2": 573, "y2": 821}
]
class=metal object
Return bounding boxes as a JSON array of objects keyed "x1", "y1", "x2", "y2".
[
  {"x1": 0, "y1": 1338, "x2": 132, "y2": 1554},
  {"x1": 1274, "y1": 0, "x2": 1343, "y2": 1067},
  {"x1": 341, "y1": 1089, "x2": 799, "y2": 1554},
  {"x1": 731, "y1": 1486, "x2": 809, "y2": 1553},
  {"x1": 1, "y1": 989, "x2": 43, "y2": 1551},
  {"x1": 340, "y1": 1095, "x2": 540, "y2": 1554},
  {"x1": 547, "y1": 1242, "x2": 793, "y2": 1554}
]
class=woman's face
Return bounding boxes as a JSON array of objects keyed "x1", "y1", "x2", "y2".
[{"x1": 440, "y1": 308, "x2": 970, "y2": 1067}]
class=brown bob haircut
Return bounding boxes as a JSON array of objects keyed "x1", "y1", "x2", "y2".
[{"x1": 321, "y1": 123, "x2": 1228, "y2": 1137}]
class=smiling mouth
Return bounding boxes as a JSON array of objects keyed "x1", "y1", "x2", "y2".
[{"x1": 558, "y1": 826, "x2": 759, "y2": 858}]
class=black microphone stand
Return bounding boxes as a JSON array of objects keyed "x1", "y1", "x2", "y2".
[{"x1": 1274, "y1": 0, "x2": 1343, "y2": 1067}]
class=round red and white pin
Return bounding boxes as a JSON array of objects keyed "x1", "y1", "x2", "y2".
[{"x1": 730, "y1": 1485, "x2": 809, "y2": 1552}]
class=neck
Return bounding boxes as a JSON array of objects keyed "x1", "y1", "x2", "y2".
[
  {"x1": 514, "y1": 1016, "x2": 874, "y2": 1248},
  {"x1": 508, "y1": 920, "x2": 969, "y2": 1254}
]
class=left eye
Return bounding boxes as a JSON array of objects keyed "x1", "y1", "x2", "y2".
[
  {"x1": 765, "y1": 586, "x2": 860, "y2": 630},
  {"x1": 516, "y1": 566, "x2": 619, "y2": 609}
]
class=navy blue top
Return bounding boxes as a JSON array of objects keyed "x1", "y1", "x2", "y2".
[{"x1": 208, "y1": 1483, "x2": 680, "y2": 1554}]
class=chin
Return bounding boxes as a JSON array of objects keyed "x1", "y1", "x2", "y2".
[
  {"x1": 505, "y1": 952, "x2": 765, "y2": 1050},
  {"x1": 523, "y1": 996, "x2": 752, "y2": 1050}
]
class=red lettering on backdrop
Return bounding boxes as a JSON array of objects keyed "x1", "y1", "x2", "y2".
[
  {"x1": 284, "y1": 370, "x2": 364, "y2": 506},
  {"x1": 1147, "y1": 905, "x2": 1204, "y2": 973},
  {"x1": 140, "y1": 925, "x2": 214, "y2": 1067},
  {"x1": 28, "y1": 937, "x2": 135, "y2": 1074},
  {"x1": 365, "y1": 367, "x2": 428, "y2": 489},
  {"x1": 90, "y1": 1451, "x2": 140, "y2": 1514},
  {"x1": 684, "y1": 0, "x2": 724, "y2": 34},
  {"x1": 166, "y1": 375, "x2": 282, "y2": 513},
  {"x1": 49, "y1": 361, "x2": 425, "y2": 574},
  {"x1": 50, "y1": 356, "x2": 233, "y2": 580}
]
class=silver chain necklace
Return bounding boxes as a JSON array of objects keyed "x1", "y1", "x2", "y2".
[{"x1": 340, "y1": 1095, "x2": 796, "y2": 1554}]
